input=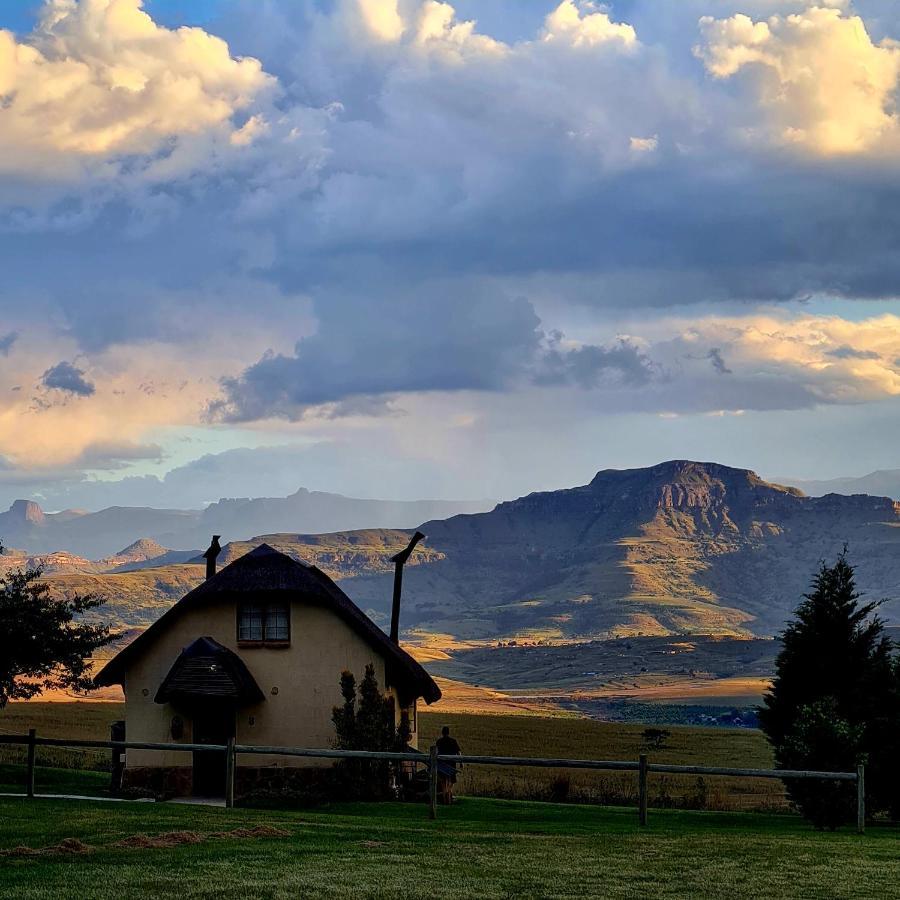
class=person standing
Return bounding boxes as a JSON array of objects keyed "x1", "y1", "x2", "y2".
[{"x1": 435, "y1": 725, "x2": 462, "y2": 804}]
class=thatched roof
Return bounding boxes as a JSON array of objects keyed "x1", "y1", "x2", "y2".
[
  {"x1": 155, "y1": 636, "x2": 265, "y2": 707},
  {"x1": 95, "y1": 543, "x2": 441, "y2": 705}
]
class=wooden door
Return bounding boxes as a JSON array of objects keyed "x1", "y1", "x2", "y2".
[{"x1": 192, "y1": 707, "x2": 235, "y2": 797}]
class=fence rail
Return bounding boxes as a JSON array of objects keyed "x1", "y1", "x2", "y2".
[{"x1": 0, "y1": 732, "x2": 866, "y2": 833}]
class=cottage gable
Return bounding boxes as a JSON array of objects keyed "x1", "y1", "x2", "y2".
[{"x1": 96, "y1": 543, "x2": 440, "y2": 705}]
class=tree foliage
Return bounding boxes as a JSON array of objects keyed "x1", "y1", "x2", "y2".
[
  {"x1": 758, "y1": 551, "x2": 900, "y2": 827},
  {"x1": 0, "y1": 546, "x2": 113, "y2": 707},
  {"x1": 331, "y1": 663, "x2": 399, "y2": 799}
]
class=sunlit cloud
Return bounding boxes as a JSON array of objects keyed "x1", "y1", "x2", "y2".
[
  {"x1": 696, "y1": 5, "x2": 900, "y2": 154},
  {"x1": 0, "y1": 0, "x2": 273, "y2": 176},
  {"x1": 542, "y1": 0, "x2": 638, "y2": 48}
]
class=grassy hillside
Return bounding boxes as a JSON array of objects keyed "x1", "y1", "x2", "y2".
[
  {"x1": 46, "y1": 564, "x2": 206, "y2": 628},
  {"x1": 40, "y1": 531, "x2": 434, "y2": 629}
]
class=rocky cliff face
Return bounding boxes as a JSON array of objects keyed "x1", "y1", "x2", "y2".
[
  {"x1": 9, "y1": 499, "x2": 45, "y2": 525},
  {"x1": 343, "y1": 460, "x2": 900, "y2": 641}
]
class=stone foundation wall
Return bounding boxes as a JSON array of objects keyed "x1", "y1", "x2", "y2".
[
  {"x1": 121, "y1": 765, "x2": 339, "y2": 800},
  {"x1": 122, "y1": 766, "x2": 193, "y2": 798}
]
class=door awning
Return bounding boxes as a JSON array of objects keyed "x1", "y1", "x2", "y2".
[{"x1": 155, "y1": 636, "x2": 265, "y2": 707}]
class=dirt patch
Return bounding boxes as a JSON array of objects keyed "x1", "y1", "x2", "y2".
[
  {"x1": 1, "y1": 838, "x2": 93, "y2": 857},
  {"x1": 209, "y1": 824, "x2": 290, "y2": 839},
  {"x1": 113, "y1": 831, "x2": 204, "y2": 850},
  {"x1": 113, "y1": 825, "x2": 290, "y2": 850}
]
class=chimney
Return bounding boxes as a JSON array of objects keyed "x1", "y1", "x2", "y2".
[
  {"x1": 203, "y1": 535, "x2": 222, "y2": 580},
  {"x1": 389, "y1": 531, "x2": 425, "y2": 644}
]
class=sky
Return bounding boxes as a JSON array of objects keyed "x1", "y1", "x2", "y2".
[{"x1": 2, "y1": 0, "x2": 900, "y2": 511}]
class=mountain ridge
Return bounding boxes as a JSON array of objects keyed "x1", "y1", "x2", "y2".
[
  {"x1": 31, "y1": 460, "x2": 900, "y2": 644},
  {"x1": 786, "y1": 468, "x2": 900, "y2": 501},
  {"x1": 0, "y1": 489, "x2": 494, "y2": 558}
]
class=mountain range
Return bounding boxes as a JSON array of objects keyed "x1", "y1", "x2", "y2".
[
  {"x1": 22, "y1": 460, "x2": 900, "y2": 645},
  {"x1": 0, "y1": 489, "x2": 492, "y2": 558},
  {"x1": 786, "y1": 468, "x2": 900, "y2": 501}
]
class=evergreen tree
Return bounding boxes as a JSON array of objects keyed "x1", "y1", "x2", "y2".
[
  {"x1": 759, "y1": 551, "x2": 898, "y2": 827},
  {"x1": 331, "y1": 663, "x2": 397, "y2": 799}
]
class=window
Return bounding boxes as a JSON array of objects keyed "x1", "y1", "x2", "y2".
[
  {"x1": 238, "y1": 603, "x2": 290, "y2": 644},
  {"x1": 400, "y1": 700, "x2": 417, "y2": 734},
  {"x1": 265, "y1": 604, "x2": 290, "y2": 642}
]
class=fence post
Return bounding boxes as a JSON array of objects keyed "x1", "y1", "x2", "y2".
[
  {"x1": 857, "y1": 764, "x2": 865, "y2": 835},
  {"x1": 638, "y1": 754, "x2": 648, "y2": 827},
  {"x1": 26, "y1": 729, "x2": 36, "y2": 799},
  {"x1": 428, "y1": 745, "x2": 438, "y2": 820},
  {"x1": 225, "y1": 737, "x2": 236, "y2": 809}
]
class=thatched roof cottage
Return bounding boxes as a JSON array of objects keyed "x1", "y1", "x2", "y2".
[{"x1": 95, "y1": 542, "x2": 440, "y2": 797}]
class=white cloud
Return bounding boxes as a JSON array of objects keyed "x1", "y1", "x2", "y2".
[
  {"x1": 696, "y1": 5, "x2": 900, "y2": 154},
  {"x1": 0, "y1": 0, "x2": 273, "y2": 176},
  {"x1": 356, "y1": 0, "x2": 406, "y2": 42},
  {"x1": 413, "y1": 1, "x2": 506, "y2": 57},
  {"x1": 629, "y1": 135, "x2": 658, "y2": 153},
  {"x1": 543, "y1": 1, "x2": 637, "y2": 48}
]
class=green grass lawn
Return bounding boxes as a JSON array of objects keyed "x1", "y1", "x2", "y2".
[
  {"x1": 0, "y1": 796, "x2": 897, "y2": 899},
  {"x1": 0, "y1": 764, "x2": 111, "y2": 798}
]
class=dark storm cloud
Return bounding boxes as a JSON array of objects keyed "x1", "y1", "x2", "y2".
[
  {"x1": 214, "y1": 291, "x2": 545, "y2": 420},
  {"x1": 828, "y1": 345, "x2": 881, "y2": 361},
  {"x1": 0, "y1": 332, "x2": 17, "y2": 356},
  {"x1": 535, "y1": 337, "x2": 657, "y2": 389},
  {"x1": 71, "y1": 441, "x2": 164, "y2": 469},
  {"x1": 707, "y1": 348, "x2": 733, "y2": 375},
  {"x1": 40, "y1": 361, "x2": 95, "y2": 397}
]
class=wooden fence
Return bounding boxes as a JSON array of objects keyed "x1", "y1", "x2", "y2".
[{"x1": 0, "y1": 732, "x2": 866, "y2": 833}]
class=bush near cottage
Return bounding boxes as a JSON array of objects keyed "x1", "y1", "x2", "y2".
[{"x1": 331, "y1": 663, "x2": 403, "y2": 800}]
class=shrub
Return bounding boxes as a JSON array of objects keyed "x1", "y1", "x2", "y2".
[{"x1": 331, "y1": 663, "x2": 401, "y2": 801}]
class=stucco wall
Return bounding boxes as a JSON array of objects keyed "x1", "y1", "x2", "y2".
[{"x1": 123, "y1": 599, "x2": 416, "y2": 771}]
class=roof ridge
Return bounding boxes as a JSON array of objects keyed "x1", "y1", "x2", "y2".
[{"x1": 94, "y1": 543, "x2": 441, "y2": 705}]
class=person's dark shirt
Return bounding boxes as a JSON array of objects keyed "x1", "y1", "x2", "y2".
[{"x1": 436, "y1": 735, "x2": 461, "y2": 756}]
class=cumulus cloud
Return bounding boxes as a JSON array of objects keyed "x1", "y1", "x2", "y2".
[
  {"x1": 0, "y1": 0, "x2": 273, "y2": 176},
  {"x1": 696, "y1": 5, "x2": 900, "y2": 154},
  {"x1": 40, "y1": 361, "x2": 95, "y2": 396},
  {"x1": 356, "y1": 0, "x2": 406, "y2": 42},
  {"x1": 2, "y1": 1, "x2": 900, "y2": 497},
  {"x1": 645, "y1": 312, "x2": 900, "y2": 412},
  {"x1": 542, "y1": 0, "x2": 638, "y2": 48}
]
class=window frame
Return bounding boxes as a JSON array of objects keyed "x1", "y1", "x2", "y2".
[{"x1": 237, "y1": 602, "x2": 291, "y2": 647}]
